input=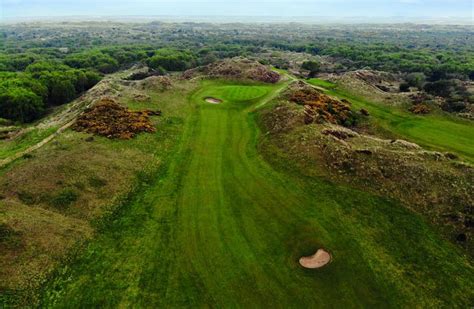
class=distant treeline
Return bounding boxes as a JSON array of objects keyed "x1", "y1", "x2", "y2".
[
  {"x1": 0, "y1": 23, "x2": 473, "y2": 122},
  {"x1": 0, "y1": 41, "x2": 264, "y2": 122},
  {"x1": 0, "y1": 47, "x2": 204, "y2": 122},
  {"x1": 268, "y1": 41, "x2": 474, "y2": 81},
  {"x1": 0, "y1": 63, "x2": 100, "y2": 122}
]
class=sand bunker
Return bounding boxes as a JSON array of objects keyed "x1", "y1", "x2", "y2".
[
  {"x1": 205, "y1": 97, "x2": 222, "y2": 104},
  {"x1": 299, "y1": 249, "x2": 331, "y2": 269}
]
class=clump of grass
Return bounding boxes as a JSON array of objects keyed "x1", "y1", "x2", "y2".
[
  {"x1": 22, "y1": 153, "x2": 34, "y2": 159},
  {"x1": 17, "y1": 191, "x2": 37, "y2": 205},
  {"x1": 73, "y1": 181, "x2": 86, "y2": 190},
  {"x1": 0, "y1": 223, "x2": 22, "y2": 249},
  {"x1": 88, "y1": 176, "x2": 107, "y2": 188},
  {"x1": 50, "y1": 188, "x2": 79, "y2": 209},
  {"x1": 0, "y1": 118, "x2": 14, "y2": 126}
]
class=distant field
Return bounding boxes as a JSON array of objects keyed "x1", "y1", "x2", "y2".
[
  {"x1": 308, "y1": 78, "x2": 474, "y2": 162},
  {"x1": 38, "y1": 79, "x2": 474, "y2": 307}
]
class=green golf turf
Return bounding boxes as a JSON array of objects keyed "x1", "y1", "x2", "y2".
[{"x1": 40, "y1": 80, "x2": 474, "y2": 307}]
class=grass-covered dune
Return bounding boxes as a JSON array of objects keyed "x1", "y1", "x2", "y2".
[
  {"x1": 34, "y1": 79, "x2": 473, "y2": 307},
  {"x1": 308, "y1": 78, "x2": 474, "y2": 163}
]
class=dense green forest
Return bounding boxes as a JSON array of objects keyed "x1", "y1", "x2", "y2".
[{"x1": 0, "y1": 22, "x2": 473, "y2": 122}]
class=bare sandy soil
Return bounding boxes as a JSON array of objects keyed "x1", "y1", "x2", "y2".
[
  {"x1": 205, "y1": 97, "x2": 222, "y2": 104},
  {"x1": 299, "y1": 249, "x2": 331, "y2": 269}
]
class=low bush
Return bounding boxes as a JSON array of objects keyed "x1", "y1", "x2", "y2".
[
  {"x1": 89, "y1": 176, "x2": 107, "y2": 188},
  {"x1": 0, "y1": 223, "x2": 22, "y2": 249},
  {"x1": 50, "y1": 188, "x2": 79, "y2": 209}
]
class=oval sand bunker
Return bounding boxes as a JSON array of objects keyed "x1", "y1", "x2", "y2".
[
  {"x1": 299, "y1": 249, "x2": 331, "y2": 269},
  {"x1": 205, "y1": 97, "x2": 222, "y2": 104}
]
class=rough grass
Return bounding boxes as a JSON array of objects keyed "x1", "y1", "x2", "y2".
[
  {"x1": 308, "y1": 78, "x2": 337, "y2": 89},
  {"x1": 308, "y1": 78, "x2": 474, "y2": 163},
  {"x1": 0, "y1": 199, "x2": 93, "y2": 305},
  {"x1": 49, "y1": 188, "x2": 79, "y2": 209},
  {"x1": 0, "y1": 80, "x2": 199, "y2": 307},
  {"x1": 0, "y1": 222, "x2": 22, "y2": 250},
  {"x1": 36, "y1": 79, "x2": 474, "y2": 307},
  {"x1": 0, "y1": 127, "x2": 57, "y2": 160}
]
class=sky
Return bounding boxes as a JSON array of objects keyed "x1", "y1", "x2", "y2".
[{"x1": 1, "y1": 0, "x2": 473, "y2": 20}]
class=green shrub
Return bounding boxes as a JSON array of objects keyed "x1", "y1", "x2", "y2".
[
  {"x1": 399, "y1": 82, "x2": 410, "y2": 92},
  {"x1": 0, "y1": 118, "x2": 13, "y2": 126},
  {"x1": 0, "y1": 223, "x2": 21, "y2": 249},
  {"x1": 17, "y1": 191, "x2": 37, "y2": 205},
  {"x1": 147, "y1": 49, "x2": 195, "y2": 72},
  {"x1": 0, "y1": 87, "x2": 44, "y2": 122},
  {"x1": 88, "y1": 176, "x2": 107, "y2": 188},
  {"x1": 301, "y1": 60, "x2": 320, "y2": 77},
  {"x1": 50, "y1": 188, "x2": 79, "y2": 209}
]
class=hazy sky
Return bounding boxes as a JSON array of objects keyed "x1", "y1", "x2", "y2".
[{"x1": 1, "y1": 0, "x2": 473, "y2": 19}]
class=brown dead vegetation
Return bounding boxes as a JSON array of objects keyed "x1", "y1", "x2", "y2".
[
  {"x1": 329, "y1": 70, "x2": 412, "y2": 106},
  {"x1": 183, "y1": 58, "x2": 280, "y2": 83},
  {"x1": 409, "y1": 103, "x2": 431, "y2": 114},
  {"x1": 286, "y1": 82, "x2": 357, "y2": 126},
  {"x1": 247, "y1": 65, "x2": 281, "y2": 83},
  {"x1": 409, "y1": 92, "x2": 429, "y2": 104},
  {"x1": 73, "y1": 98, "x2": 160, "y2": 139},
  {"x1": 136, "y1": 75, "x2": 172, "y2": 91},
  {"x1": 353, "y1": 70, "x2": 400, "y2": 93}
]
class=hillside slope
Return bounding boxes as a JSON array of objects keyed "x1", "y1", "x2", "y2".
[
  {"x1": 257, "y1": 80, "x2": 474, "y2": 254},
  {"x1": 37, "y1": 79, "x2": 474, "y2": 307},
  {"x1": 1, "y1": 67, "x2": 473, "y2": 307}
]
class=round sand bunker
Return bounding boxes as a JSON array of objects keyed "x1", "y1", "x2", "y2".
[
  {"x1": 205, "y1": 97, "x2": 222, "y2": 104},
  {"x1": 299, "y1": 249, "x2": 331, "y2": 269}
]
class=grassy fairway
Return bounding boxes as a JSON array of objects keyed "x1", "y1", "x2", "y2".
[
  {"x1": 308, "y1": 78, "x2": 474, "y2": 162},
  {"x1": 40, "y1": 80, "x2": 474, "y2": 307},
  {"x1": 307, "y1": 78, "x2": 337, "y2": 89}
]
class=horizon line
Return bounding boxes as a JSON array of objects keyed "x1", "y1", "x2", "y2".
[{"x1": 2, "y1": 15, "x2": 473, "y2": 25}]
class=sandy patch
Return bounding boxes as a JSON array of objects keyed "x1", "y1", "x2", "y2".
[
  {"x1": 205, "y1": 97, "x2": 222, "y2": 104},
  {"x1": 299, "y1": 249, "x2": 331, "y2": 269}
]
